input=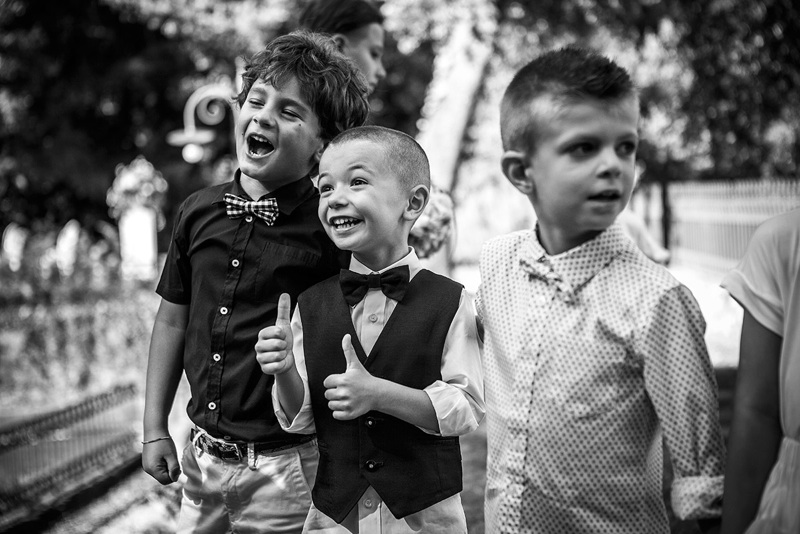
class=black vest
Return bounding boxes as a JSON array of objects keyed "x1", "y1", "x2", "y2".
[{"x1": 298, "y1": 269, "x2": 464, "y2": 521}]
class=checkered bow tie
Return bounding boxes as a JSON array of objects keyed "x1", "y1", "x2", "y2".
[{"x1": 223, "y1": 193, "x2": 279, "y2": 225}]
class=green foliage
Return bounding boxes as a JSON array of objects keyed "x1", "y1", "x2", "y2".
[
  {"x1": 2, "y1": 0, "x2": 796, "y2": 240},
  {"x1": 674, "y1": 0, "x2": 800, "y2": 178},
  {"x1": 0, "y1": 0, "x2": 436, "y2": 237},
  {"x1": 491, "y1": 0, "x2": 800, "y2": 181}
]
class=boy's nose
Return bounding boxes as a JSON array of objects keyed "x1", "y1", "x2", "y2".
[
  {"x1": 252, "y1": 109, "x2": 275, "y2": 127},
  {"x1": 598, "y1": 149, "x2": 623, "y2": 178},
  {"x1": 327, "y1": 190, "x2": 346, "y2": 207}
]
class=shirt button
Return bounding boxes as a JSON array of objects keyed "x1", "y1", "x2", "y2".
[
  {"x1": 363, "y1": 498, "x2": 374, "y2": 508},
  {"x1": 212, "y1": 353, "x2": 221, "y2": 362},
  {"x1": 231, "y1": 259, "x2": 240, "y2": 267},
  {"x1": 365, "y1": 417, "x2": 376, "y2": 428},
  {"x1": 245, "y1": 216, "x2": 253, "y2": 222},
  {"x1": 208, "y1": 402, "x2": 217, "y2": 410},
  {"x1": 224, "y1": 436, "x2": 231, "y2": 440},
  {"x1": 368, "y1": 314, "x2": 378, "y2": 323},
  {"x1": 220, "y1": 307, "x2": 228, "y2": 315}
]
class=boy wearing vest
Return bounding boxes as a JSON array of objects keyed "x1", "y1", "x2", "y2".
[
  {"x1": 256, "y1": 125, "x2": 485, "y2": 533},
  {"x1": 478, "y1": 47, "x2": 725, "y2": 533},
  {"x1": 142, "y1": 32, "x2": 368, "y2": 533}
]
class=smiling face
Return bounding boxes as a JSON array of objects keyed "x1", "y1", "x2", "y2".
[
  {"x1": 235, "y1": 76, "x2": 325, "y2": 194},
  {"x1": 317, "y1": 139, "x2": 415, "y2": 270},
  {"x1": 339, "y1": 23, "x2": 386, "y2": 94},
  {"x1": 508, "y1": 96, "x2": 639, "y2": 254}
]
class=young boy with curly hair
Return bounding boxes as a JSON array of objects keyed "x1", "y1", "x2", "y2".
[{"x1": 142, "y1": 31, "x2": 369, "y2": 533}]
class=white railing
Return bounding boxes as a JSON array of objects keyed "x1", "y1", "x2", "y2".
[{"x1": 633, "y1": 179, "x2": 800, "y2": 273}]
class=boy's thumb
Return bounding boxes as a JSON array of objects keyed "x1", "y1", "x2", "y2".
[
  {"x1": 167, "y1": 456, "x2": 182, "y2": 482},
  {"x1": 342, "y1": 334, "x2": 362, "y2": 370},
  {"x1": 276, "y1": 293, "x2": 291, "y2": 326}
]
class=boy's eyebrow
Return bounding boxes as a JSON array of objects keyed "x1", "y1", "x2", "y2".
[
  {"x1": 277, "y1": 94, "x2": 312, "y2": 112},
  {"x1": 249, "y1": 84, "x2": 267, "y2": 96},
  {"x1": 558, "y1": 129, "x2": 639, "y2": 143},
  {"x1": 347, "y1": 163, "x2": 371, "y2": 171},
  {"x1": 249, "y1": 83, "x2": 313, "y2": 113}
]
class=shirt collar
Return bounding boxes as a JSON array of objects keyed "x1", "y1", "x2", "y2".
[
  {"x1": 518, "y1": 223, "x2": 633, "y2": 301},
  {"x1": 211, "y1": 170, "x2": 316, "y2": 216},
  {"x1": 349, "y1": 247, "x2": 421, "y2": 279}
]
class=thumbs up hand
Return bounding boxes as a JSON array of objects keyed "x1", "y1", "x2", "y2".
[
  {"x1": 323, "y1": 334, "x2": 377, "y2": 420},
  {"x1": 255, "y1": 293, "x2": 295, "y2": 375}
]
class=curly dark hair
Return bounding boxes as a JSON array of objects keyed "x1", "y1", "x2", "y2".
[{"x1": 235, "y1": 30, "x2": 370, "y2": 141}]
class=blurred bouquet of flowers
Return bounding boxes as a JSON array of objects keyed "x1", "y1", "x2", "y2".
[
  {"x1": 409, "y1": 186, "x2": 454, "y2": 259},
  {"x1": 106, "y1": 156, "x2": 168, "y2": 229}
]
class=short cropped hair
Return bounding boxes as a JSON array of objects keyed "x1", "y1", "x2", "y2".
[
  {"x1": 500, "y1": 46, "x2": 638, "y2": 152},
  {"x1": 329, "y1": 126, "x2": 430, "y2": 190},
  {"x1": 299, "y1": 0, "x2": 384, "y2": 36},
  {"x1": 236, "y1": 30, "x2": 370, "y2": 141}
]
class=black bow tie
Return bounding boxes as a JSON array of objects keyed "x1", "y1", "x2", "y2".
[{"x1": 339, "y1": 265, "x2": 410, "y2": 306}]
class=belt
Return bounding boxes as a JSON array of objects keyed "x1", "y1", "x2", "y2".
[{"x1": 191, "y1": 429, "x2": 315, "y2": 462}]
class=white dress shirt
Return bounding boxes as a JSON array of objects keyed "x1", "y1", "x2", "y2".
[{"x1": 478, "y1": 224, "x2": 725, "y2": 534}]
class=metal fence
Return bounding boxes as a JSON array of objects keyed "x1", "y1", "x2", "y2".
[
  {"x1": 0, "y1": 384, "x2": 142, "y2": 531},
  {"x1": 633, "y1": 179, "x2": 800, "y2": 273}
]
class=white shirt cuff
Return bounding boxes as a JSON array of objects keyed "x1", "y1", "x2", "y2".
[
  {"x1": 671, "y1": 475, "x2": 724, "y2": 520},
  {"x1": 423, "y1": 380, "x2": 483, "y2": 437},
  {"x1": 272, "y1": 384, "x2": 316, "y2": 434}
]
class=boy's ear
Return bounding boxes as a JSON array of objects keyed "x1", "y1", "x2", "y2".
[
  {"x1": 306, "y1": 140, "x2": 326, "y2": 176},
  {"x1": 501, "y1": 150, "x2": 535, "y2": 195},
  {"x1": 404, "y1": 184, "x2": 430, "y2": 221},
  {"x1": 312, "y1": 140, "x2": 327, "y2": 164},
  {"x1": 331, "y1": 34, "x2": 347, "y2": 53}
]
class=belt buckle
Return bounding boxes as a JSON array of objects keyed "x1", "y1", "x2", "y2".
[{"x1": 217, "y1": 440, "x2": 242, "y2": 462}]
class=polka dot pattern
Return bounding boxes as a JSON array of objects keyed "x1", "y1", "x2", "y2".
[{"x1": 477, "y1": 224, "x2": 726, "y2": 533}]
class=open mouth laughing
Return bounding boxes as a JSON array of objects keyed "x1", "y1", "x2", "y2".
[
  {"x1": 247, "y1": 133, "x2": 275, "y2": 157},
  {"x1": 328, "y1": 216, "x2": 362, "y2": 231}
]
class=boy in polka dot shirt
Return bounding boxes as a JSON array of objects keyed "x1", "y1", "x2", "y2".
[{"x1": 477, "y1": 46, "x2": 725, "y2": 534}]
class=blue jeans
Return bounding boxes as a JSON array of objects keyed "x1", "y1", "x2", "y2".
[{"x1": 176, "y1": 430, "x2": 318, "y2": 534}]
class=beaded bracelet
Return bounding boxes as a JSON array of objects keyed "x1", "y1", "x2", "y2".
[{"x1": 142, "y1": 436, "x2": 171, "y2": 445}]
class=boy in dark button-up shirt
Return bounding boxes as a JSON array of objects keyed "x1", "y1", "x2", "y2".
[{"x1": 142, "y1": 31, "x2": 368, "y2": 533}]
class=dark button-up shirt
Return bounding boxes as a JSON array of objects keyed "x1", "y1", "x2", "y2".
[{"x1": 157, "y1": 171, "x2": 347, "y2": 443}]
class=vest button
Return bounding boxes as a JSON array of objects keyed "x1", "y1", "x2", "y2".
[
  {"x1": 365, "y1": 460, "x2": 378, "y2": 471},
  {"x1": 365, "y1": 417, "x2": 376, "y2": 428}
]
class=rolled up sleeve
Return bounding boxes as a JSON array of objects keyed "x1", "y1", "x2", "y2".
[
  {"x1": 271, "y1": 307, "x2": 316, "y2": 434},
  {"x1": 640, "y1": 285, "x2": 726, "y2": 520},
  {"x1": 423, "y1": 290, "x2": 485, "y2": 437}
]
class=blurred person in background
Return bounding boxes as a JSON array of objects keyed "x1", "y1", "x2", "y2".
[
  {"x1": 721, "y1": 208, "x2": 800, "y2": 534},
  {"x1": 299, "y1": 0, "x2": 386, "y2": 95}
]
